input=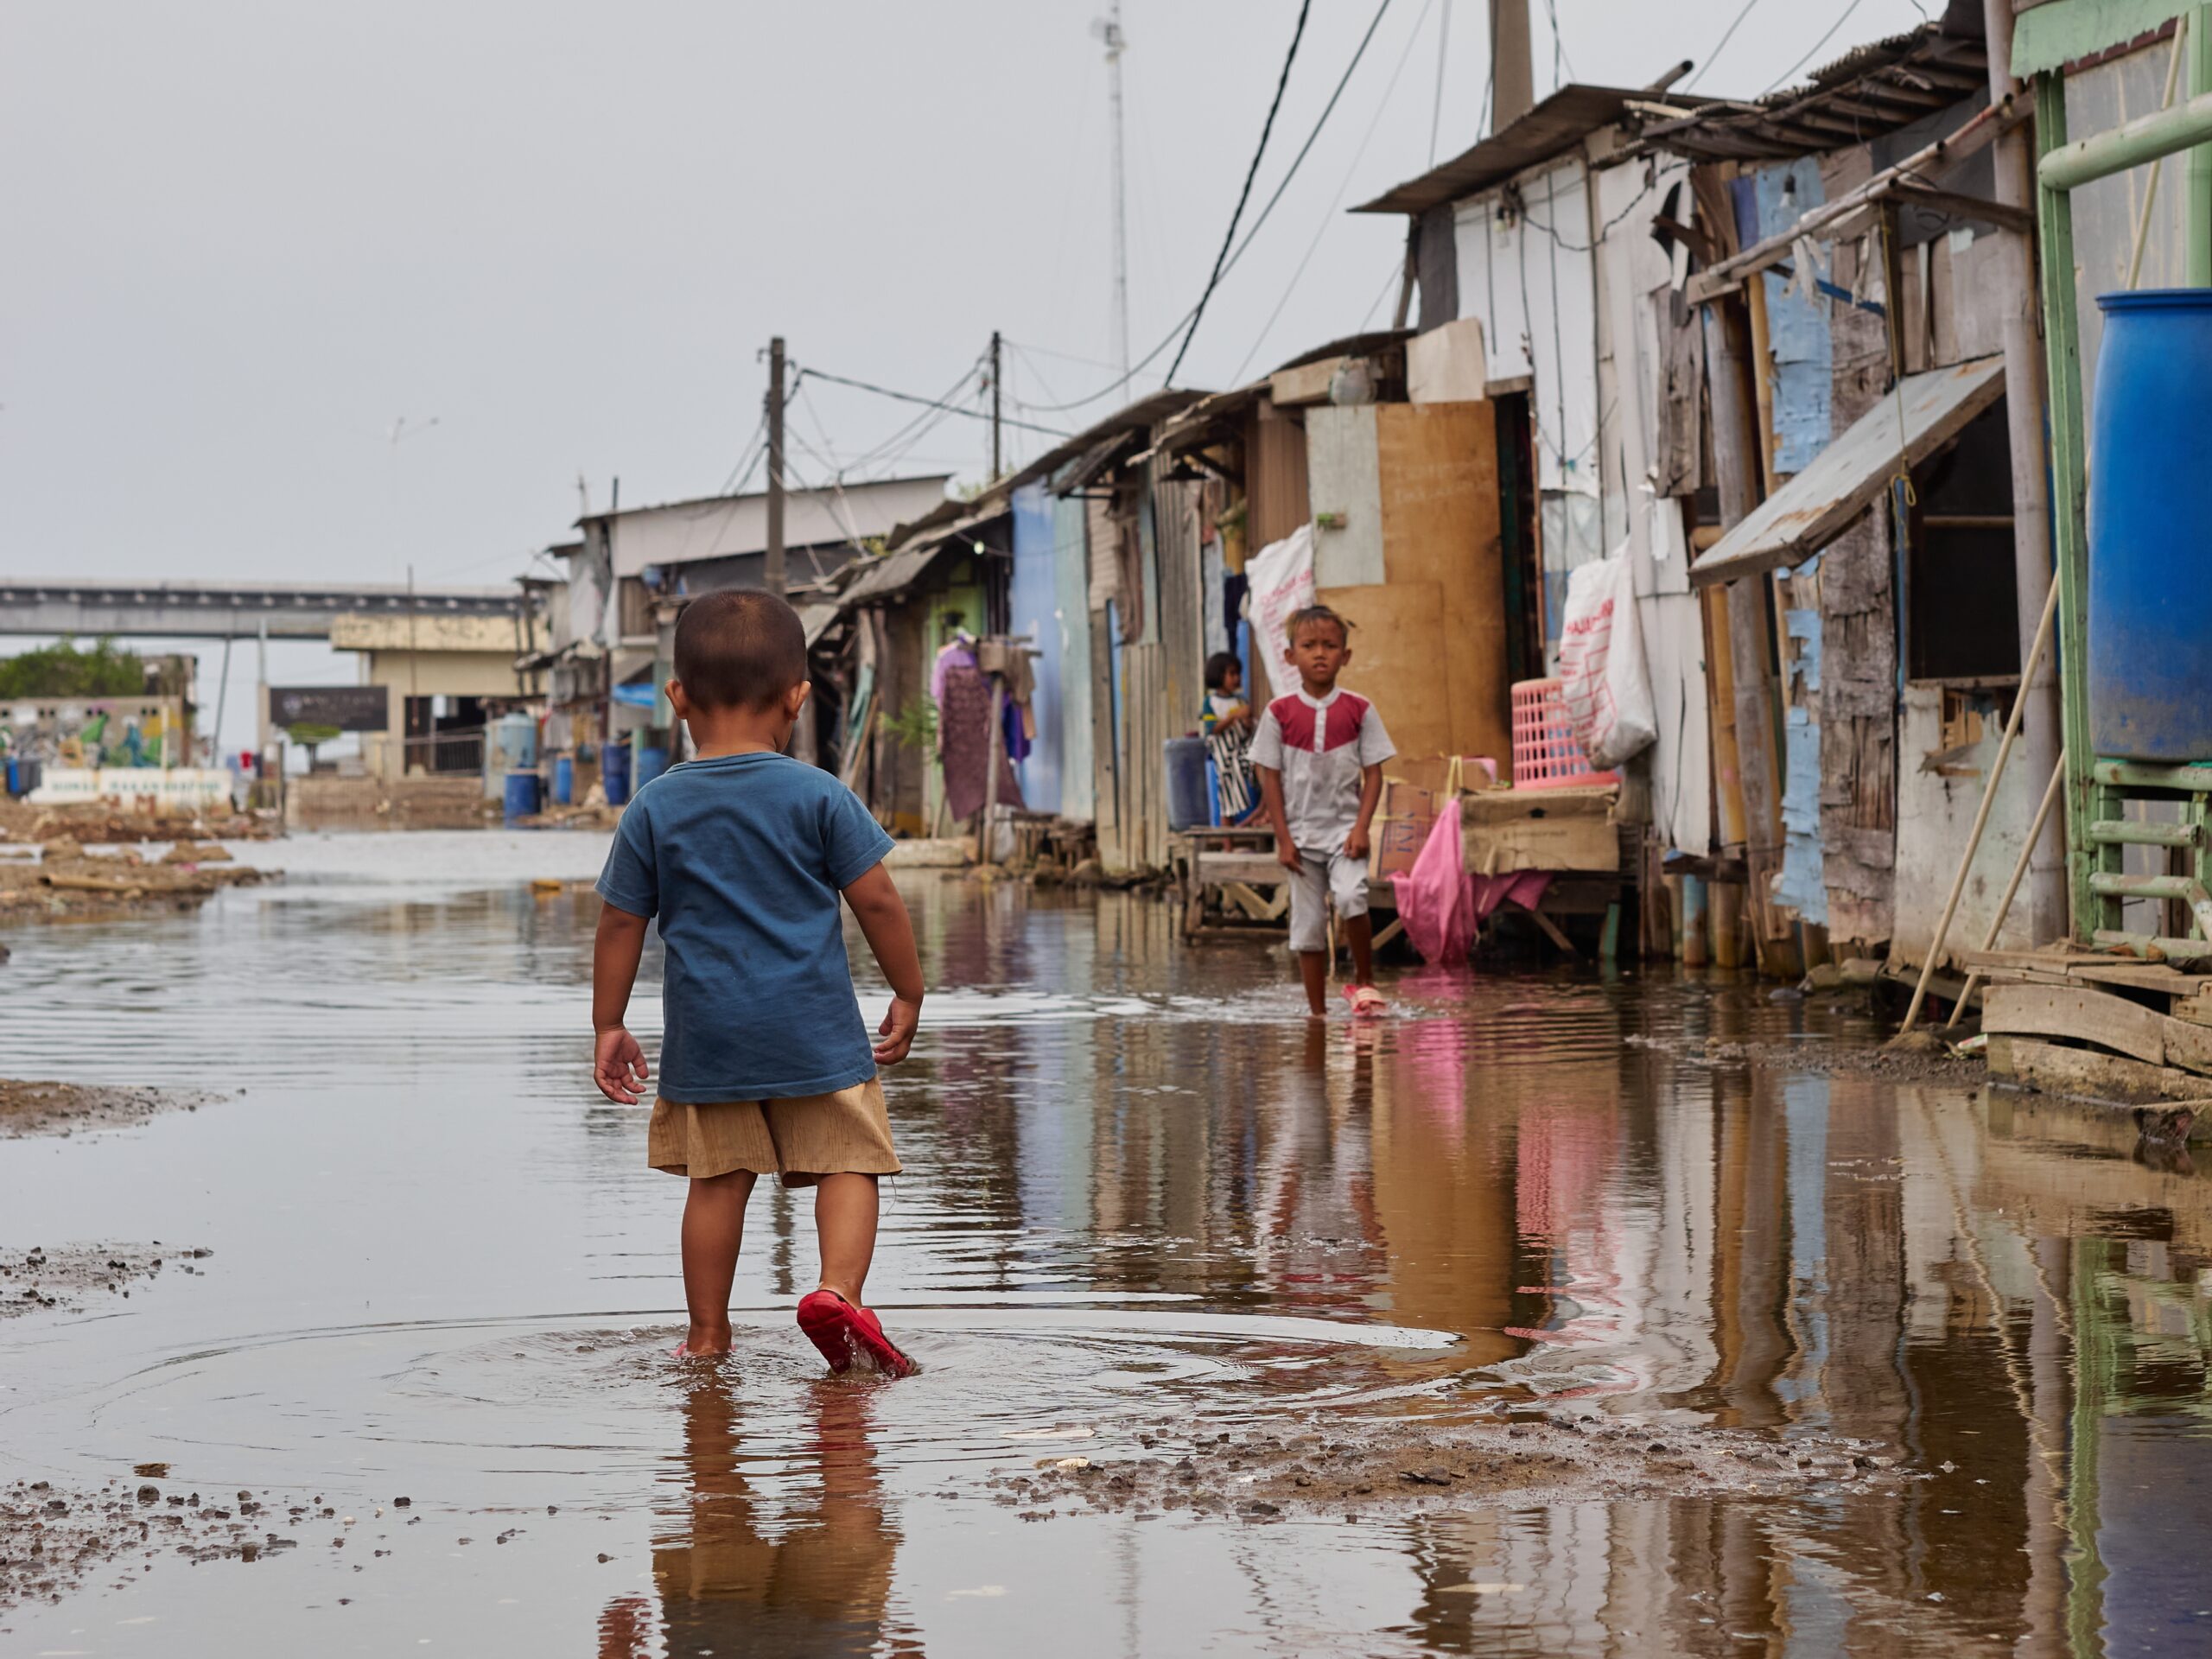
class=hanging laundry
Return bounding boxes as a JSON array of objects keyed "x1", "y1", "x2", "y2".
[
  {"x1": 938, "y1": 665, "x2": 1024, "y2": 823},
  {"x1": 930, "y1": 635, "x2": 977, "y2": 707}
]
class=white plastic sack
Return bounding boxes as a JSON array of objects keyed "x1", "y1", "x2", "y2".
[
  {"x1": 1243, "y1": 524, "x2": 1316, "y2": 702},
  {"x1": 1555, "y1": 546, "x2": 1657, "y2": 771}
]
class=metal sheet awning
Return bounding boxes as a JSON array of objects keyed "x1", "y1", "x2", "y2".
[
  {"x1": 1354, "y1": 86, "x2": 1675, "y2": 214},
  {"x1": 1689, "y1": 356, "x2": 2005, "y2": 588}
]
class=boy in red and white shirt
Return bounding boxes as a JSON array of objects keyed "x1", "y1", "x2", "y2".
[{"x1": 1249, "y1": 605, "x2": 1395, "y2": 1017}]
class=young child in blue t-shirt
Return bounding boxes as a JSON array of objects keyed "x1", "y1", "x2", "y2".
[{"x1": 593, "y1": 589, "x2": 925, "y2": 1376}]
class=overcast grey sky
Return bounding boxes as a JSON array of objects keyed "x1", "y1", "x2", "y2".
[{"x1": 3, "y1": 0, "x2": 1935, "y2": 750}]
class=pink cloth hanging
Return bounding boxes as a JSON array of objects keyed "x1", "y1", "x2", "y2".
[
  {"x1": 1389, "y1": 798, "x2": 1554, "y2": 963},
  {"x1": 1389, "y1": 798, "x2": 1476, "y2": 964}
]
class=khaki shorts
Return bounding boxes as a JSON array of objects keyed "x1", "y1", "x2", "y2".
[{"x1": 648, "y1": 1078, "x2": 900, "y2": 1187}]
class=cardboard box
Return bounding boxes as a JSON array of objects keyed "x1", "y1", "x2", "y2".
[
  {"x1": 1460, "y1": 785, "x2": 1620, "y2": 874},
  {"x1": 1371, "y1": 781, "x2": 1438, "y2": 878},
  {"x1": 1382, "y1": 753, "x2": 1500, "y2": 798}
]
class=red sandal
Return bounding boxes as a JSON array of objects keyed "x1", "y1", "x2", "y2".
[{"x1": 797, "y1": 1288, "x2": 918, "y2": 1378}]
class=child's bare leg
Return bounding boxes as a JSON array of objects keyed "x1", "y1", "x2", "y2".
[
  {"x1": 1344, "y1": 912, "x2": 1376, "y2": 987},
  {"x1": 1297, "y1": 950, "x2": 1329, "y2": 1016},
  {"x1": 681, "y1": 1169, "x2": 757, "y2": 1354},
  {"x1": 813, "y1": 1172, "x2": 880, "y2": 1306}
]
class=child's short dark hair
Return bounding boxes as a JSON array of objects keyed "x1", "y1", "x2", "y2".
[
  {"x1": 1285, "y1": 604, "x2": 1350, "y2": 647},
  {"x1": 1204, "y1": 651, "x2": 1243, "y2": 692},
  {"x1": 673, "y1": 588, "x2": 808, "y2": 710}
]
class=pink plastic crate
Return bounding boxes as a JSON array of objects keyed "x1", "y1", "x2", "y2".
[{"x1": 1510, "y1": 678, "x2": 1619, "y2": 791}]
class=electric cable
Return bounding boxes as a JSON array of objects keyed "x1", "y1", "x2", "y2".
[
  {"x1": 1758, "y1": 0, "x2": 1867, "y2": 96},
  {"x1": 1233, "y1": 0, "x2": 1437, "y2": 383},
  {"x1": 1683, "y1": 0, "x2": 1764, "y2": 92},
  {"x1": 795, "y1": 365, "x2": 1070, "y2": 437},
  {"x1": 1164, "y1": 0, "x2": 1314, "y2": 385},
  {"x1": 1029, "y1": 0, "x2": 1398, "y2": 410}
]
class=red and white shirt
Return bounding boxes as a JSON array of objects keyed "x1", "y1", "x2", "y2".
[{"x1": 1248, "y1": 687, "x2": 1395, "y2": 852}]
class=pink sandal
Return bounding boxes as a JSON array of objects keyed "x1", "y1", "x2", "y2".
[
  {"x1": 797, "y1": 1289, "x2": 917, "y2": 1378},
  {"x1": 1341, "y1": 984, "x2": 1389, "y2": 1019}
]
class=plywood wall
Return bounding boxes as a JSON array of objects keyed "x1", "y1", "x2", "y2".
[{"x1": 1316, "y1": 401, "x2": 1510, "y2": 770}]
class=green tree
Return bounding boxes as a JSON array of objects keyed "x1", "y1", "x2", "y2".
[{"x1": 0, "y1": 637, "x2": 148, "y2": 699}]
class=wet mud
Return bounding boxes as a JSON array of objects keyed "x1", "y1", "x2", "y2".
[
  {"x1": 0, "y1": 1078, "x2": 218, "y2": 1139},
  {"x1": 0, "y1": 842, "x2": 271, "y2": 923},
  {"x1": 0, "y1": 1243, "x2": 210, "y2": 1318},
  {"x1": 1625, "y1": 1027, "x2": 1990, "y2": 1085},
  {"x1": 993, "y1": 1412, "x2": 1906, "y2": 1520}
]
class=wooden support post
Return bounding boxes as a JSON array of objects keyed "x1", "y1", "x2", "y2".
[
  {"x1": 1708, "y1": 296, "x2": 1786, "y2": 968},
  {"x1": 1985, "y1": 0, "x2": 2069, "y2": 944},
  {"x1": 980, "y1": 672, "x2": 1006, "y2": 864},
  {"x1": 1682, "y1": 875, "x2": 1710, "y2": 968},
  {"x1": 1713, "y1": 880, "x2": 1745, "y2": 969}
]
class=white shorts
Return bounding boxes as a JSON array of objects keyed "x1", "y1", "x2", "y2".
[{"x1": 1287, "y1": 846, "x2": 1370, "y2": 953}]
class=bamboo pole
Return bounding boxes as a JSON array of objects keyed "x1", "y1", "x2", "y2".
[
  {"x1": 1897, "y1": 575, "x2": 2062, "y2": 1039},
  {"x1": 1945, "y1": 751, "x2": 2068, "y2": 1030}
]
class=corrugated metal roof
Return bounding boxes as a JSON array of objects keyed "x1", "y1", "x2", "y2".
[
  {"x1": 1690, "y1": 357, "x2": 2005, "y2": 587},
  {"x1": 1641, "y1": 22, "x2": 1992, "y2": 163},
  {"x1": 1354, "y1": 86, "x2": 1689, "y2": 215}
]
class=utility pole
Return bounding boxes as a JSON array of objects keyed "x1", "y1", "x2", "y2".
[
  {"x1": 988, "y1": 329, "x2": 1004, "y2": 479},
  {"x1": 766, "y1": 336, "x2": 787, "y2": 597},
  {"x1": 1093, "y1": 7, "x2": 1130, "y2": 385},
  {"x1": 1490, "y1": 0, "x2": 1534, "y2": 130}
]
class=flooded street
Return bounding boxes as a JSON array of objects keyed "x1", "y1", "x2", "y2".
[{"x1": 5, "y1": 833, "x2": 2212, "y2": 1657}]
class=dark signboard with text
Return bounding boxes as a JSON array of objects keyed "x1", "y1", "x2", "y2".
[{"x1": 268, "y1": 684, "x2": 389, "y2": 733}]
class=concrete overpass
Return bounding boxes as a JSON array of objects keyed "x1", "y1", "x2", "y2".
[{"x1": 0, "y1": 575, "x2": 528, "y2": 640}]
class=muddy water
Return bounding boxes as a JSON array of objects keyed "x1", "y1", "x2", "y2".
[{"x1": 4, "y1": 832, "x2": 2212, "y2": 1656}]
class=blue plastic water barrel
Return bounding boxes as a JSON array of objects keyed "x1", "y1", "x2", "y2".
[
  {"x1": 1164, "y1": 736, "x2": 1211, "y2": 831},
  {"x1": 551, "y1": 755, "x2": 574, "y2": 806},
  {"x1": 635, "y1": 745, "x2": 671, "y2": 791},
  {"x1": 503, "y1": 770, "x2": 543, "y2": 823},
  {"x1": 2090, "y1": 290, "x2": 2212, "y2": 760},
  {"x1": 602, "y1": 741, "x2": 632, "y2": 806},
  {"x1": 3, "y1": 759, "x2": 16, "y2": 797}
]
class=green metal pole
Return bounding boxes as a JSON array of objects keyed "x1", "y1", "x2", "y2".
[
  {"x1": 2193, "y1": 5, "x2": 2212, "y2": 283},
  {"x1": 2034, "y1": 72, "x2": 2101, "y2": 942}
]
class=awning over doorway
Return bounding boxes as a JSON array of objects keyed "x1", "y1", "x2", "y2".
[{"x1": 1689, "y1": 355, "x2": 2006, "y2": 587}]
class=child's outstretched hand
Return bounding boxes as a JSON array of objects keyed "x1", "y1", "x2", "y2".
[
  {"x1": 594, "y1": 1027, "x2": 651, "y2": 1103},
  {"x1": 874, "y1": 995, "x2": 922, "y2": 1065}
]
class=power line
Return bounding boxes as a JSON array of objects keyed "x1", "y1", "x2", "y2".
[
  {"x1": 1234, "y1": 0, "x2": 1438, "y2": 383},
  {"x1": 794, "y1": 365, "x2": 1071, "y2": 437},
  {"x1": 1030, "y1": 0, "x2": 1399, "y2": 410},
  {"x1": 1164, "y1": 0, "x2": 1314, "y2": 385},
  {"x1": 1758, "y1": 0, "x2": 1867, "y2": 96},
  {"x1": 1684, "y1": 0, "x2": 1764, "y2": 92}
]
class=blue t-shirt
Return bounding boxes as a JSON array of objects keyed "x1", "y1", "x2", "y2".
[{"x1": 594, "y1": 752, "x2": 896, "y2": 1103}]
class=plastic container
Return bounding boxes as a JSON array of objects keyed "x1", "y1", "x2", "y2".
[
  {"x1": 3, "y1": 759, "x2": 16, "y2": 798},
  {"x1": 551, "y1": 754, "x2": 575, "y2": 806},
  {"x1": 2089, "y1": 290, "x2": 2212, "y2": 760},
  {"x1": 1510, "y1": 678, "x2": 1619, "y2": 791},
  {"x1": 1164, "y1": 735, "x2": 1211, "y2": 831},
  {"x1": 503, "y1": 770, "x2": 543, "y2": 824},
  {"x1": 494, "y1": 711, "x2": 538, "y2": 770},
  {"x1": 601, "y1": 740, "x2": 632, "y2": 806},
  {"x1": 635, "y1": 745, "x2": 671, "y2": 792}
]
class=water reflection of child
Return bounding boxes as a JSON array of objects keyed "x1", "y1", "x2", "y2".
[
  {"x1": 596, "y1": 1380, "x2": 903, "y2": 1657},
  {"x1": 592, "y1": 589, "x2": 925, "y2": 1376}
]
